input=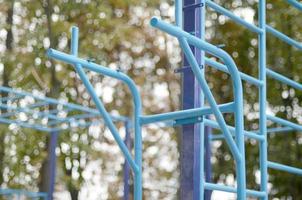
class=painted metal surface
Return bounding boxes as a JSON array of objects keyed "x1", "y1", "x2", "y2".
[
  {"x1": 0, "y1": 188, "x2": 47, "y2": 200},
  {"x1": 46, "y1": 0, "x2": 302, "y2": 199},
  {"x1": 180, "y1": 0, "x2": 204, "y2": 199}
]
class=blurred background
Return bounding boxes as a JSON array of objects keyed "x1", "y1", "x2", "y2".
[{"x1": 0, "y1": 0, "x2": 301, "y2": 199}]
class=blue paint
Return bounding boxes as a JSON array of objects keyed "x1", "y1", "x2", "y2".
[
  {"x1": 45, "y1": 1, "x2": 302, "y2": 199},
  {"x1": 48, "y1": 131, "x2": 58, "y2": 200}
]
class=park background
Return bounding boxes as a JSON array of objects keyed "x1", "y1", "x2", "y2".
[{"x1": 0, "y1": 0, "x2": 302, "y2": 199}]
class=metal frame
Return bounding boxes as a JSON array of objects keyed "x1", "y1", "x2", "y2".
[
  {"x1": 0, "y1": 86, "x2": 131, "y2": 200},
  {"x1": 46, "y1": 0, "x2": 302, "y2": 199},
  {"x1": 0, "y1": 188, "x2": 47, "y2": 200}
]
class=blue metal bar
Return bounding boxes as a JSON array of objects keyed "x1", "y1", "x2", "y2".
[
  {"x1": 266, "y1": 68, "x2": 302, "y2": 91},
  {"x1": 68, "y1": 28, "x2": 138, "y2": 171},
  {"x1": 205, "y1": 119, "x2": 264, "y2": 141},
  {"x1": 286, "y1": 0, "x2": 302, "y2": 11},
  {"x1": 0, "y1": 86, "x2": 113, "y2": 118},
  {"x1": 266, "y1": 25, "x2": 302, "y2": 50},
  {"x1": 140, "y1": 102, "x2": 234, "y2": 125},
  {"x1": 205, "y1": 0, "x2": 264, "y2": 34},
  {"x1": 266, "y1": 126, "x2": 293, "y2": 133},
  {"x1": 47, "y1": 113, "x2": 98, "y2": 126},
  {"x1": 0, "y1": 94, "x2": 23, "y2": 102},
  {"x1": 0, "y1": 116, "x2": 52, "y2": 132},
  {"x1": 123, "y1": 120, "x2": 131, "y2": 200},
  {"x1": 0, "y1": 189, "x2": 48, "y2": 199},
  {"x1": 150, "y1": 18, "x2": 246, "y2": 198},
  {"x1": 204, "y1": 183, "x2": 266, "y2": 198},
  {"x1": 204, "y1": 121, "x2": 212, "y2": 200},
  {"x1": 48, "y1": 131, "x2": 58, "y2": 200},
  {"x1": 48, "y1": 26, "x2": 142, "y2": 199},
  {"x1": 0, "y1": 104, "x2": 66, "y2": 122},
  {"x1": 180, "y1": 0, "x2": 204, "y2": 198},
  {"x1": 267, "y1": 115, "x2": 302, "y2": 132},
  {"x1": 27, "y1": 101, "x2": 50, "y2": 109},
  {"x1": 258, "y1": 1, "x2": 268, "y2": 199},
  {"x1": 268, "y1": 161, "x2": 302, "y2": 176},
  {"x1": 175, "y1": 0, "x2": 182, "y2": 27},
  {"x1": 205, "y1": 57, "x2": 264, "y2": 87}
]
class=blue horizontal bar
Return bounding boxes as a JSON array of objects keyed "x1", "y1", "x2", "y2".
[
  {"x1": 0, "y1": 188, "x2": 48, "y2": 198},
  {"x1": 27, "y1": 101, "x2": 49, "y2": 108},
  {"x1": 204, "y1": 182, "x2": 266, "y2": 197},
  {"x1": 266, "y1": 126, "x2": 293, "y2": 133},
  {"x1": 205, "y1": 119, "x2": 264, "y2": 141},
  {"x1": 0, "y1": 86, "x2": 128, "y2": 122},
  {"x1": 205, "y1": 0, "x2": 263, "y2": 34},
  {"x1": 266, "y1": 25, "x2": 302, "y2": 50},
  {"x1": 0, "y1": 117, "x2": 52, "y2": 132},
  {"x1": 287, "y1": 0, "x2": 302, "y2": 11},
  {"x1": 267, "y1": 115, "x2": 302, "y2": 132},
  {"x1": 266, "y1": 68, "x2": 302, "y2": 91},
  {"x1": 0, "y1": 104, "x2": 65, "y2": 122},
  {"x1": 268, "y1": 161, "x2": 302, "y2": 176},
  {"x1": 0, "y1": 94, "x2": 23, "y2": 102},
  {"x1": 140, "y1": 102, "x2": 234, "y2": 125},
  {"x1": 205, "y1": 57, "x2": 264, "y2": 87}
]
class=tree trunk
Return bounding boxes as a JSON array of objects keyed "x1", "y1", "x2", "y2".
[{"x1": 0, "y1": 0, "x2": 15, "y2": 185}]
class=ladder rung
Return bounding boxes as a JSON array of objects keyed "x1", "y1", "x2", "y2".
[
  {"x1": 204, "y1": 182, "x2": 266, "y2": 197},
  {"x1": 268, "y1": 161, "x2": 302, "y2": 176},
  {"x1": 266, "y1": 68, "x2": 302, "y2": 91},
  {"x1": 266, "y1": 126, "x2": 293, "y2": 133},
  {"x1": 287, "y1": 0, "x2": 302, "y2": 11},
  {"x1": 205, "y1": 0, "x2": 264, "y2": 34},
  {"x1": 140, "y1": 102, "x2": 234, "y2": 125},
  {"x1": 205, "y1": 57, "x2": 264, "y2": 87},
  {"x1": 205, "y1": 119, "x2": 265, "y2": 141},
  {"x1": 266, "y1": 25, "x2": 302, "y2": 50},
  {"x1": 267, "y1": 115, "x2": 302, "y2": 132}
]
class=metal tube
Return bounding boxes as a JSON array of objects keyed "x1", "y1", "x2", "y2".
[
  {"x1": 259, "y1": 1, "x2": 268, "y2": 199},
  {"x1": 205, "y1": 57, "x2": 264, "y2": 87},
  {"x1": 205, "y1": 119, "x2": 265, "y2": 141},
  {"x1": 0, "y1": 117, "x2": 52, "y2": 132},
  {"x1": 175, "y1": 0, "x2": 182, "y2": 27},
  {"x1": 140, "y1": 102, "x2": 234, "y2": 125},
  {"x1": 205, "y1": 0, "x2": 263, "y2": 34},
  {"x1": 266, "y1": 68, "x2": 302, "y2": 91},
  {"x1": 266, "y1": 25, "x2": 302, "y2": 50},
  {"x1": 267, "y1": 115, "x2": 302, "y2": 132},
  {"x1": 47, "y1": 131, "x2": 58, "y2": 200},
  {"x1": 268, "y1": 161, "x2": 302, "y2": 176},
  {"x1": 150, "y1": 18, "x2": 246, "y2": 198},
  {"x1": 286, "y1": 0, "x2": 302, "y2": 11},
  {"x1": 204, "y1": 183, "x2": 266, "y2": 198},
  {"x1": 68, "y1": 26, "x2": 142, "y2": 199},
  {"x1": 123, "y1": 120, "x2": 132, "y2": 200}
]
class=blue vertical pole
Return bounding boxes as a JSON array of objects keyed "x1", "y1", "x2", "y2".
[
  {"x1": 48, "y1": 131, "x2": 58, "y2": 200},
  {"x1": 204, "y1": 122, "x2": 212, "y2": 200},
  {"x1": 180, "y1": 0, "x2": 205, "y2": 199},
  {"x1": 123, "y1": 120, "x2": 131, "y2": 200},
  {"x1": 259, "y1": 0, "x2": 268, "y2": 199}
]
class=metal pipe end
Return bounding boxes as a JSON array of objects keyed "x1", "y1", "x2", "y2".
[
  {"x1": 46, "y1": 48, "x2": 54, "y2": 58},
  {"x1": 150, "y1": 17, "x2": 159, "y2": 27},
  {"x1": 71, "y1": 26, "x2": 79, "y2": 31}
]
